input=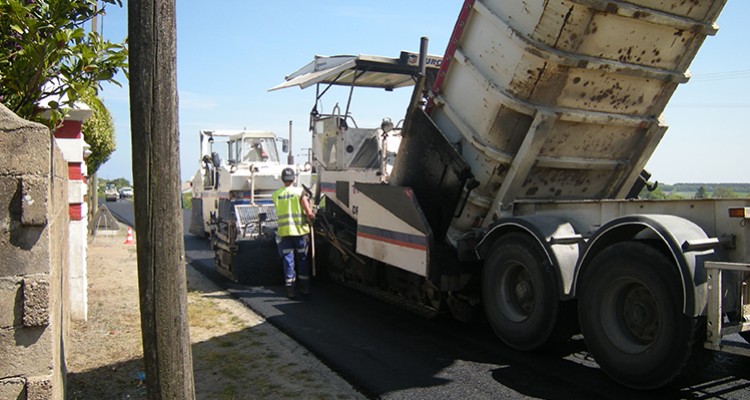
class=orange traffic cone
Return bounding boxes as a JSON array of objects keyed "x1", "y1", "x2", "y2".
[{"x1": 124, "y1": 226, "x2": 134, "y2": 245}]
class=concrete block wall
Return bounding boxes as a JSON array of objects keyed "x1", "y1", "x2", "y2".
[{"x1": 0, "y1": 103, "x2": 71, "y2": 399}]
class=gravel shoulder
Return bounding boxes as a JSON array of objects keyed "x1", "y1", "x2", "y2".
[{"x1": 66, "y1": 225, "x2": 364, "y2": 399}]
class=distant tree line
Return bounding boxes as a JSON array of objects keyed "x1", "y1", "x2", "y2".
[
  {"x1": 639, "y1": 183, "x2": 748, "y2": 200},
  {"x1": 100, "y1": 177, "x2": 131, "y2": 188},
  {"x1": 666, "y1": 183, "x2": 750, "y2": 193},
  {"x1": 97, "y1": 177, "x2": 131, "y2": 195}
]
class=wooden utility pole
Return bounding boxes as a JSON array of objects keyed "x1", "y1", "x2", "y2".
[{"x1": 128, "y1": 0, "x2": 195, "y2": 398}]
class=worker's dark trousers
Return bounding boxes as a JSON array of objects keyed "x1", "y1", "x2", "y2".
[{"x1": 278, "y1": 235, "x2": 310, "y2": 288}]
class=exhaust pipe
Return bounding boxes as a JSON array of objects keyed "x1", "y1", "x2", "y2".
[{"x1": 419, "y1": 36, "x2": 428, "y2": 77}]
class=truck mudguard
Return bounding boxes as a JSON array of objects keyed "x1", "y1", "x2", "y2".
[{"x1": 574, "y1": 214, "x2": 717, "y2": 317}]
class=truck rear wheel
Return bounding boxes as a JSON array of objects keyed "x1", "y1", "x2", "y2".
[
  {"x1": 578, "y1": 242, "x2": 701, "y2": 389},
  {"x1": 482, "y1": 233, "x2": 567, "y2": 351}
]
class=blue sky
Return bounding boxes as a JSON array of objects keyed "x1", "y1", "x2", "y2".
[{"x1": 95, "y1": 1, "x2": 749, "y2": 185}]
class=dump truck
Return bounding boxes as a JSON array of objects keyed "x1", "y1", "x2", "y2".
[
  {"x1": 189, "y1": 129, "x2": 311, "y2": 282},
  {"x1": 273, "y1": 0, "x2": 749, "y2": 390}
]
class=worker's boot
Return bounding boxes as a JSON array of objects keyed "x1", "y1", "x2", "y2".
[
  {"x1": 285, "y1": 285, "x2": 296, "y2": 299},
  {"x1": 299, "y1": 280, "x2": 310, "y2": 295}
]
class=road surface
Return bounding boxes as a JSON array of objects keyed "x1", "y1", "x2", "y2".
[{"x1": 105, "y1": 200, "x2": 750, "y2": 399}]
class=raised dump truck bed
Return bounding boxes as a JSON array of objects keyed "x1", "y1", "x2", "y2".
[{"x1": 429, "y1": 0, "x2": 726, "y2": 227}]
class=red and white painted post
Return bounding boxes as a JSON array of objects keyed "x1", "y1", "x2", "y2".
[{"x1": 52, "y1": 106, "x2": 92, "y2": 321}]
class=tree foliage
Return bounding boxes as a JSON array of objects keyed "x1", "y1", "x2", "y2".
[
  {"x1": 711, "y1": 187, "x2": 738, "y2": 199},
  {"x1": 80, "y1": 88, "x2": 114, "y2": 174},
  {"x1": 104, "y1": 177, "x2": 130, "y2": 188},
  {"x1": 639, "y1": 186, "x2": 684, "y2": 200},
  {"x1": 96, "y1": 177, "x2": 130, "y2": 197},
  {"x1": 674, "y1": 183, "x2": 750, "y2": 194},
  {"x1": 640, "y1": 186, "x2": 668, "y2": 200},
  {"x1": 694, "y1": 186, "x2": 709, "y2": 199},
  {"x1": 0, "y1": 0, "x2": 128, "y2": 128}
]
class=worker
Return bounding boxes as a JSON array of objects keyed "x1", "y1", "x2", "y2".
[
  {"x1": 250, "y1": 141, "x2": 268, "y2": 162},
  {"x1": 272, "y1": 167, "x2": 315, "y2": 298}
]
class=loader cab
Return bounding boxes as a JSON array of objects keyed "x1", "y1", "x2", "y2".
[
  {"x1": 200, "y1": 131, "x2": 281, "y2": 166},
  {"x1": 230, "y1": 135, "x2": 280, "y2": 165},
  {"x1": 197, "y1": 130, "x2": 282, "y2": 192}
]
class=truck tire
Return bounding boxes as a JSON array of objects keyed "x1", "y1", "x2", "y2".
[
  {"x1": 482, "y1": 233, "x2": 567, "y2": 351},
  {"x1": 578, "y1": 241, "x2": 702, "y2": 389}
]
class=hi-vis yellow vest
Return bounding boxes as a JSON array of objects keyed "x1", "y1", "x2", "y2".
[{"x1": 272, "y1": 186, "x2": 310, "y2": 237}]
